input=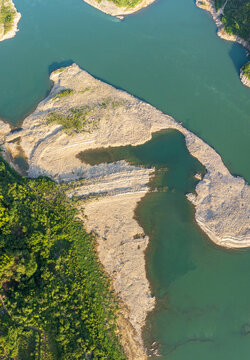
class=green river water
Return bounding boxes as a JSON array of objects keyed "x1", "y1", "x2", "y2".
[{"x1": 0, "y1": 0, "x2": 250, "y2": 359}]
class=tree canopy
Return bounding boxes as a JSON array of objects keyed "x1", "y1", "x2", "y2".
[{"x1": 0, "y1": 156, "x2": 125, "y2": 360}]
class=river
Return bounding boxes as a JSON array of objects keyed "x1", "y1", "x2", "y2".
[{"x1": 0, "y1": 0, "x2": 249, "y2": 359}]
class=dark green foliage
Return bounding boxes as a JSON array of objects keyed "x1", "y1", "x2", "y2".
[
  {"x1": 0, "y1": 157, "x2": 126, "y2": 360},
  {"x1": 215, "y1": 0, "x2": 250, "y2": 41},
  {"x1": 242, "y1": 61, "x2": 250, "y2": 78}
]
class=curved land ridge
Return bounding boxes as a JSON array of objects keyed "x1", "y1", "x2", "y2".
[
  {"x1": 196, "y1": 0, "x2": 250, "y2": 87},
  {"x1": 0, "y1": 0, "x2": 21, "y2": 42},
  {"x1": 0, "y1": 64, "x2": 250, "y2": 357},
  {"x1": 83, "y1": 0, "x2": 156, "y2": 18}
]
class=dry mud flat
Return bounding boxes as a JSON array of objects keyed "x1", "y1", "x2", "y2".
[{"x1": 1, "y1": 64, "x2": 250, "y2": 357}]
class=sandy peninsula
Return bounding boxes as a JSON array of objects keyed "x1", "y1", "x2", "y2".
[
  {"x1": 0, "y1": 0, "x2": 21, "y2": 42},
  {"x1": 83, "y1": 0, "x2": 156, "y2": 18},
  {"x1": 0, "y1": 63, "x2": 250, "y2": 357}
]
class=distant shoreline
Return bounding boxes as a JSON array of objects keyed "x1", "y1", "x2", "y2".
[
  {"x1": 196, "y1": 0, "x2": 250, "y2": 87},
  {"x1": 0, "y1": 0, "x2": 21, "y2": 42},
  {"x1": 83, "y1": 0, "x2": 157, "y2": 19}
]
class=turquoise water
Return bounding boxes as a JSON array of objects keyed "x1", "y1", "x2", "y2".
[
  {"x1": 78, "y1": 131, "x2": 250, "y2": 360},
  {"x1": 1, "y1": 0, "x2": 250, "y2": 358},
  {"x1": 0, "y1": 0, "x2": 249, "y2": 180}
]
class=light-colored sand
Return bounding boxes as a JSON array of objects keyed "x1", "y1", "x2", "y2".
[
  {"x1": 83, "y1": 0, "x2": 156, "y2": 18},
  {"x1": 1, "y1": 63, "x2": 250, "y2": 357},
  {"x1": 0, "y1": 0, "x2": 21, "y2": 42},
  {"x1": 67, "y1": 162, "x2": 155, "y2": 357}
]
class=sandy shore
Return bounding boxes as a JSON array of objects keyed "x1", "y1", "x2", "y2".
[
  {"x1": 0, "y1": 0, "x2": 21, "y2": 42},
  {"x1": 196, "y1": 0, "x2": 250, "y2": 87},
  {"x1": 83, "y1": 0, "x2": 157, "y2": 18},
  {"x1": 67, "y1": 162, "x2": 155, "y2": 358},
  {"x1": 0, "y1": 63, "x2": 250, "y2": 357}
]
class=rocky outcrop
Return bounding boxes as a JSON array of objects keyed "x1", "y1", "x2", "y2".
[
  {"x1": 0, "y1": 0, "x2": 21, "y2": 42},
  {"x1": 83, "y1": 0, "x2": 156, "y2": 18},
  {"x1": 1, "y1": 63, "x2": 250, "y2": 356},
  {"x1": 240, "y1": 69, "x2": 250, "y2": 88}
]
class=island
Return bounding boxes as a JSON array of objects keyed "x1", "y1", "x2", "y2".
[
  {"x1": 0, "y1": 0, "x2": 21, "y2": 42},
  {"x1": 82, "y1": 0, "x2": 157, "y2": 18},
  {"x1": 196, "y1": 0, "x2": 250, "y2": 87},
  {"x1": 0, "y1": 63, "x2": 249, "y2": 359}
]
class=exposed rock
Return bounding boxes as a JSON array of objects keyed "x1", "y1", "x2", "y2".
[
  {"x1": 240, "y1": 69, "x2": 250, "y2": 88},
  {"x1": 1, "y1": 63, "x2": 250, "y2": 357}
]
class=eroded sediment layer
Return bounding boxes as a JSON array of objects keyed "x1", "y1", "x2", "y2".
[
  {"x1": 83, "y1": 0, "x2": 156, "y2": 18},
  {"x1": 0, "y1": 0, "x2": 21, "y2": 42},
  {"x1": 0, "y1": 63, "x2": 250, "y2": 356},
  {"x1": 67, "y1": 163, "x2": 155, "y2": 359}
]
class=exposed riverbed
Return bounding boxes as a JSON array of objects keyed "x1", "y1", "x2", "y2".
[{"x1": 0, "y1": 0, "x2": 249, "y2": 358}]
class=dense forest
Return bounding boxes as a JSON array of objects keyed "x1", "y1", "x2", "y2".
[
  {"x1": 213, "y1": 0, "x2": 250, "y2": 79},
  {"x1": 215, "y1": 0, "x2": 250, "y2": 42},
  {"x1": 0, "y1": 156, "x2": 125, "y2": 360}
]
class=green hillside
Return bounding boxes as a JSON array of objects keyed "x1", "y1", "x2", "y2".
[{"x1": 0, "y1": 157, "x2": 125, "y2": 360}]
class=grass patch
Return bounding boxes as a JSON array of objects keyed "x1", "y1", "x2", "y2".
[
  {"x1": 53, "y1": 89, "x2": 75, "y2": 100},
  {"x1": 48, "y1": 106, "x2": 92, "y2": 134},
  {"x1": 0, "y1": 0, "x2": 16, "y2": 35},
  {"x1": 98, "y1": 0, "x2": 142, "y2": 8},
  {"x1": 47, "y1": 97, "x2": 125, "y2": 135}
]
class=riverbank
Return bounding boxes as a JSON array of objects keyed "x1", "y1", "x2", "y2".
[
  {"x1": 196, "y1": 0, "x2": 250, "y2": 87},
  {"x1": 0, "y1": 63, "x2": 249, "y2": 356},
  {"x1": 83, "y1": 0, "x2": 156, "y2": 18},
  {"x1": 0, "y1": 0, "x2": 21, "y2": 42}
]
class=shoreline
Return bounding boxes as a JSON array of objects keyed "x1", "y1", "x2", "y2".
[
  {"x1": 0, "y1": 63, "x2": 249, "y2": 357},
  {"x1": 195, "y1": 0, "x2": 250, "y2": 87},
  {"x1": 83, "y1": 0, "x2": 157, "y2": 18},
  {"x1": 0, "y1": 0, "x2": 21, "y2": 42}
]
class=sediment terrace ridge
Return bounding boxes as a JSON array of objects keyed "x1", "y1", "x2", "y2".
[
  {"x1": 0, "y1": 63, "x2": 249, "y2": 357},
  {"x1": 83, "y1": 0, "x2": 156, "y2": 18}
]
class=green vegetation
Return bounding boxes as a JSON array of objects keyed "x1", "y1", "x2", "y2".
[
  {"x1": 48, "y1": 106, "x2": 92, "y2": 134},
  {"x1": 97, "y1": 0, "x2": 142, "y2": 8},
  {"x1": 0, "y1": 156, "x2": 126, "y2": 360},
  {"x1": 52, "y1": 88, "x2": 91, "y2": 101},
  {"x1": 47, "y1": 98, "x2": 124, "y2": 135},
  {"x1": 215, "y1": 0, "x2": 250, "y2": 41},
  {"x1": 0, "y1": 0, "x2": 16, "y2": 35},
  {"x1": 53, "y1": 89, "x2": 75, "y2": 100},
  {"x1": 242, "y1": 61, "x2": 250, "y2": 79}
]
